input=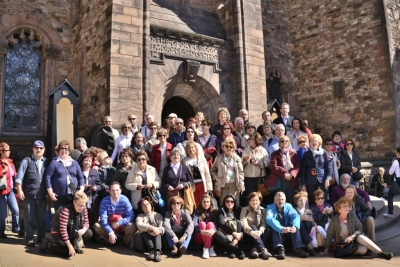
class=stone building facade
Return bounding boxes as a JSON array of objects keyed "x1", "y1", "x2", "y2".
[{"x1": 0, "y1": 0, "x2": 399, "y2": 165}]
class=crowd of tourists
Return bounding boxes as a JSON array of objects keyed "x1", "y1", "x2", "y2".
[{"x1": 0, "y1": 102, "x2": 398, "y2": 262}]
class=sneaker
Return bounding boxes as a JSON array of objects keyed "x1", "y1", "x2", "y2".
[
  {"x1": 179, "y1": 246, "x2": 187, "y2": 254},
  {"x1": 294, "y1": 248, "x2": 308, "y2": 258},
  {"x1": 383, "y1": 213, "x2": 394, "y2": 218},
  {"x1": 154, "y1": 250, "x2": 161, "y2": 262},
  {"x1": 380, "y1": 251, "x2": 393, "y2": 260},
  {"x1": 202, "y1": 248, "x2": 210, "y2": 259},
  {"x1": 380, "y1": 197, "x2": 386, "y2": 201},
  {"x1": 228, "y1": 252, "x2": 236, "y2": 259},
  {"x1": 171, "y1": 245, "x2": 178, "y2": 256},
  {"x1": 276, "y1": 246, "x2": 285, "y2": 260},
  {"x1": 250, "y1": 247, "x2": 259, "y2": 258},
  {"x1": 237, "y1": 250, "x2": 245, "y2": 260},
  {"x1": 147, "y1": 250, "x2": 155, "y2": 261},
  {"x1": 260, "y1": 247, "x2": 272, "y2": 259},
  {"x1": 209, "y1": 246, "x2": 217, "y2": 257},
  {"x1": 26, "y1": 240, "x2": 35, "y2": 247}
]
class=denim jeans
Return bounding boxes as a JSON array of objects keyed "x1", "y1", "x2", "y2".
[
  {"x1": 0, "y1": 190, "x2": 20, "y2": 233},
  {"x1": 24, "y1": 197, "x2": 47, "y2": 242},
  {"x1": 270, "y1": 226, "x2": 303, "y2": 250},
  {"x1": 388, "y1": 181, "x2": 400, "y2": 214},
  {"x1": 166, "y1": 234, "x2": 192, "y2": 249}
]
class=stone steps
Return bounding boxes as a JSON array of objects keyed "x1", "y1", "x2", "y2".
[{"x1": 373, "y1": 196, "x2": 400, "y2": 242}]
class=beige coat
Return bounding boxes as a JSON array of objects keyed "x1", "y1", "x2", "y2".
[
  {"x1": 211, "y1": 153, "x2": 244, "y2": 190},
  {"x1": 125, "y1": 164, "x2": 161, "y2": 209},
  {"x1": 135, "y1": 211, "x2": 165, "y2": 234},
  {"x1": 242, "y1": 145, "x2": 269, "y2": 178},
  {"x1": 240, "y1": 205, "x2": 267, "y2": 234},
  {"x1": 181, "y1": 156, "x2": 213, "y2": 193}
]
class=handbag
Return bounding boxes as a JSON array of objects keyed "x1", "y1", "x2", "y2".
[
  {"x1": 142, "y1": 187, "x2": 158, "y2": 204},
  {"x1": 258, "y1": 176, "x2": 270, "y2": 196},
  {"x1": 130, "y1": 231, "x2": 145, "y2": 252},
  {"x1": 167, "y1": 166, "x2": 182, "y2": 200},
  {"x1": 266, "y1": 177, "x2": 282, "y2": 193},
  {"x1": 352, "y1": 171, "x2": 363, "y2": 182},
  {"x1": 60, "y1": 162, "x2": 77, "y2": 191},
  {"x1": 315, "y1": 226, "x2": 325, "y2": 247},
  {"x1": 184, "y1": 182, "x2": 196, "y2": 214},
  {"x1": 333, "y1": 240, "x2": 358, "y2": 258},
  {"x1": 0, "y1": 173, "x2": 7, "y2": 191}
]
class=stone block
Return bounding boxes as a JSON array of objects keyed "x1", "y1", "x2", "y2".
[
  {"x1": 131, "y1": 16, "x2": 143, "y2": 26},
  {"x1": 119, "y1": 66, "x2": 140, "y2": 77},
  {"x1": 112, "y1": 13, "x2": 132, "y2": 24},
  {"x1": 112, "y1": 30, "x2": 132, "y2": 41},
  {"x1": 111, "y1": 65, "x2": 119, "y2": 75},
  {"x1": 129, "y1": 77, "x2": 142, "y2": 89},
  {"x1": 123, "y1": 6, "x2": 139, "y2": 17},
  {"x1": 111, "y1": 40, "x2": 120, "y2": 53},
  {"x1": 110, "y1": 75, "x2": 129, "y2": 87},
  {"x1": 111, "y1": 53, "x2": 133, "y2": 66},
  {"x1": 119, "y1": 41, "x2": 139, "y2": 56},
  {"x1": 113, "y1": 0, "x2": 135, "y2": 7}
]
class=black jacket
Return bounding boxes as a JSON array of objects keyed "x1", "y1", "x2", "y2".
[{"x1": 339, "y1": 150, "x2": 361, "y2": 176}]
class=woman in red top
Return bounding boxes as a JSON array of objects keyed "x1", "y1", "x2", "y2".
[
  {"x1": 151, "y1": 128, "x2": 173, "y2": 177},
  {"x1": 0, "y1": 142, "x2": 21, "y2": 238}
]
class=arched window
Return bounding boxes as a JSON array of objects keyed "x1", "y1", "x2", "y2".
[{"x1": 3, "y1": 31, "x2": 42, "y2": 131}]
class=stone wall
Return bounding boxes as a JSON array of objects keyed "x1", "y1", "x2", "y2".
[
  {"x1": 156, "y1": 0, "x2": 223, "y2": 13},
  {"x1": 288, "y1": 0, "x2": 395, "y2": 158}
]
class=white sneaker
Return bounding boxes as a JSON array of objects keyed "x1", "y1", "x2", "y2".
[
  {"x1": 380, "y1": 197, "x2": 386, "y2": 201},
  {"x1": 209, "y1": 246, "x2": 217, "y2": 257},
  {"x1": 383, "y1": 213, "x2": 393, "y2": 217},
  {"x1": 202, "y1": 247, "x2": 210, "y2": 259}
]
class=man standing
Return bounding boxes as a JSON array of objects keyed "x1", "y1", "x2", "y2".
[
  {"x1": 15, "y1": 140, "x2": 50, "y2": 247},
  {"x1": 167, "y1": 118, "x2": 185, "y2": 146},
  {"x1": 166, "y1": 113, "x2": 177, "y2": 134},
  {"x1": 266, "y1": 192, "x2": 309, "y2": 259},
  {"x1": 233, "y1": 117, "x2": 245, "y2": 137},
  {"x1": 69, "y1": 137, "x2": 89, "y2": 163},
  {"x1": 239, "y1": 109, "x2": 249, "y2": 125},
  {"x1": 272, "y1": 103, "x2": 293, "y2": 133},
  {"x1": 93, "y1": 182, "x2": 134, "y2": 245},
  {"x1": 330, "y1": 174, "x2": 372, "y2": 209},
  {"x1": 257, "y1": 111, "x2": 273, "y2": 135},
  {"x1": 104, "y1": 116, "x2": 120, "y2": 140},
  {"x1": 128, "y1": 114, "x2": 141, "y2": 134},
  {"x1": 141, "y1": 113, "x2": 155, "y2": 138}
]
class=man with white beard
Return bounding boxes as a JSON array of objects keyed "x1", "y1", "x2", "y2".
[{"x1": 330, "y1": 174, "x2": 372, "y2": 209}]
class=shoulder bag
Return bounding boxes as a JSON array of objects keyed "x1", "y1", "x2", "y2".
[
  {"x1": 184, "y1": 182, "x2": 196, "y2": 214},
  {"x1": 167, "y1": 166, "x2": 182, "y2": 200}
]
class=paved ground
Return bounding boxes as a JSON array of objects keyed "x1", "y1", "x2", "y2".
[{"x1": 0, "y1": 231, "x2": 399, "y2": 267}]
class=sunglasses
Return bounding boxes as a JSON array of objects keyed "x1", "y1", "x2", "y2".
[
  {"x1": 128, "y1": 118, "x2": 137, "y2": 120},
  {"x1": 247, "y1": 126, "x2": 255, "y2": 130},
  {"x1": 224, "y1": 145, "x2": 233, "y2": 149},
  {"x1": 346, "y1": 143, "x2": 353, "y2": 146},
  {"x1": 158, "y1": 134, "x2": 167, "y2": 137},
  {"x1": 315, "y1": 197, "x2": 324, "y2": 200},
  {"x1": 59, "y1": 147, "x2": 68, "y2": 151},
  {"x1": 3, "y1": 149, "x2": 10, "y2": 152},
  {"x1": 137, "y1": 158, "x2": 146, "y2": 161},
  {"x1": 122, "y1": 127, "x2": 131, "y2": 129},
  {"x1": 34, "y1": 147, "x2": 44, "y2": 150},
  {"x1": 186, "y1": 130, "x2": 194, "y2": 133},
  {"x1": 175, "y1": 122, "x2": 183, "y2": 125},
  {"x1": 172, "y1": 202, "x2": 181, "y2": 205},
  {"x1": 325, "y1": 143, "x2": 333, "y2": 145},
  {"x1": 104, "y1": 121, "x2": 112, "y2": 123},
  {"x1": 298, "y1": 141, "x2": 306, "y2": 144},
  {"x1": 223, "y1": 128, "x2": 231, "y2": 130},
  {"x1": 225, "y1": 200, "x2": 234, "y2": 203},
  {"x1": 150, "y1": 127, "x2": 158, "y2": 130}
]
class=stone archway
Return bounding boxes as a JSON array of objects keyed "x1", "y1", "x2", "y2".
[{"x1": 161, "y1": 97, "x2": 196, "y2": 125}]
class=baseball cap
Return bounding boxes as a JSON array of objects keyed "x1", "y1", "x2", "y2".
[
  {"x1": 33, "y1": 140, "x2": 45, "y2": 148},
  {"x1": 168, "y1": 113, "x2": 178, "y2": 118}
]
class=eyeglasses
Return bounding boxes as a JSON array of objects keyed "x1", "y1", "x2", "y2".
[
  {"x1": 224, "y1": 145, "x2": 233, "y2": 149},
  {"x1": 346, "y1": 143, "x2": 353, "y2": 146},
  {"x1": 150, "y1": 127, "x2": 158, "y2": 130},
  {"x1": 315, "y1": 197, "x2": 324, "y2": 200},
  {"x1": 325, "y1": 143, "x2": 333, "y2": 146},
  {"x1": 172, "y1": 202, "x2": 181, "y2": 205},
  {"x1": 225, "y1": 200, "x2": 234, "y2": 203},
  {"x1": 158, "y1": 134, "x2": 167, "y2": 137},
  {"x1": 223, "y1": 128, "x2": 231, "y2": 130},
  {"x1": 104, "y1": 121, "x2": 112, "y2": 123},
  {"x1": 34, "y1": 147, "x2": 44, "y2": 150},
  {"x1": 121, "y1": 155, "x2": 130, "y2": 158},
  {"x1": 128, "y1": 118, "x2": 137, "y2": 120},
  {"x1": 298, "y1": 141, "x2": 306, "y2": 144},
  {"x1": 137, "y1": 158, "x2": 146, "y2": 161},
  {"x1": 247, "y1": 126, "x2": 255, "y2": 130},
  {"x1": 279, "y1": 141, "x2": 289, "y2": 143},
  {"x1": 59, "y1": 147, "x2": 68, "y2": 151},
  {"x1": 175, "y1": 122, "x2": 183, "y2": 125},
  {"x1": 186, "y1": 130, "x2": 194, "y2": 133}
]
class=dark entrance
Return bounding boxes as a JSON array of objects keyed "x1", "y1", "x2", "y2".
[{"x1": 162, "y1": 96, "x2": 195, "y2": 127}]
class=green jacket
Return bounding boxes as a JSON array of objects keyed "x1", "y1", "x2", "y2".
[{"x1": 324, "y1": 211, "x2": 362, "y2": 249}]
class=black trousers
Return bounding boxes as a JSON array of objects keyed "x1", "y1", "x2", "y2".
[
  {"x1": 51, "y1": 229, "x2": 93, "y2": 258},
  {"x1": 142, "y1": 232, "x2": 162, "y2": 251},
  {"x1": 299, "y1": 221, "x2": 313, "y2": 245},
  {"x1": 213, "y1": 219, "x2": 243, "y2": 255}
]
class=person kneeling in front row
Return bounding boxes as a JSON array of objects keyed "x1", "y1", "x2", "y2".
[{"x1": 40, "y1": 191, "x2": 92, "y2": 257}]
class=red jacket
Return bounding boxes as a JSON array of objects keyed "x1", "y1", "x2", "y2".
[
  {"x1": 151, "y1": 143, "x2": 173, "y2": 174},
  {"x1": 265, "y1": 149, "x2": 300, "y2": 189},
  {"x1": 0, "y1": 158, "x2": 16, "y2": 196}
]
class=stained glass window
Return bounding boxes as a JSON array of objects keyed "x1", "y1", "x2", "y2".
[{"x1": 4, "y1": 35, "x2": 42, "y2": 131}]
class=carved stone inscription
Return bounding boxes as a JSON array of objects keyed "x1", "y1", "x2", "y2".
[{"x1": 150, "y1": 36, "x2": 231, "y2": 72}]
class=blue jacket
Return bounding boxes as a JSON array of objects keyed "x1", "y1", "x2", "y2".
[
  {"x1": 300, "y1": 149, "x2": 333, "y2": 186},
  {"x1": 266, "y1": 203, "x2": 300, "y2": 233},
  {"x1": 45, "y1": 159, "x2": 85, "y2": 195},
  {"x1": 167, "y1": 131, "x2": 185, "y2": 147}
]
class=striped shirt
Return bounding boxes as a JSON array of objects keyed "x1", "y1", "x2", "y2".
[{"x1": 51, "y1": 206, "x2": 89, "y2": 242}]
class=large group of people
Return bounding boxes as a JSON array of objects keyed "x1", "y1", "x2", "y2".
[{"x1": 0, "y1": 103, "x2": 397, "y2": 262}]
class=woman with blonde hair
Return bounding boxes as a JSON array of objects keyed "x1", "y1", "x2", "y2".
[
  {"x1": 111, "y1": 121, "x2": 133, "y2": 164},
  {"x1": 211, "y1": 137, "x2": 244, "y2": 206},
  {"x1": 195, "y1": 112, "x2": 205, "y2": 133}
]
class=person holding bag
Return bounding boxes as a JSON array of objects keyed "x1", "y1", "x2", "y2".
[
  {"x1": 322, "y1": 197, "x2": 392, "y2": 259},
  {"x1": 46, "y1": 141, "x2": 85, "y2": 210},
  {"x1": 339, "y1": 139, "x2": 362, "y2": 187},
  {"x1": 125, "y1": 151, "x2": 161, "y2": 211},
  {"x1": 163, "y1": 196, "x2": 194, "y2": 257},
  {"x1": 162, "y1": 148, "x2": 193, "y2": 201},
  {"x1": 198, "y1": 119, "x2": 217, "y2": 169}
]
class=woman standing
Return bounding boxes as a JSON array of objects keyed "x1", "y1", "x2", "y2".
[
  {"x1": 242, "y1": 133, "x2": 269, "y2": 197},
  {"x1": 176, "y1": 127, "x2": 204, "y2": 160},
  {"x1": 0, "y1": 142, "x2": 21, "y2": 238},
  {"x1": 339, "y1": 139, "x2": 361, "y2": 187},
  {"x1": 211, "y1": 138, "x2": 245, "y2": 206},
  {"x1": 310, "y1": 189, "x2": 333, "y2": 238},
  {"x1": 186, "y1": 117, "x2": 202, "y2": 136},
  {"x1": 300, "y1": 134, "x2": 333, "y2": 205},
  {"x1": 324, "y1": 138, "x2": 340, "y2": 186},
  {"x1": 130, "y1": 131, "x2": 152, "y2": 160},
  {"x1": 296, "y1": 135, "x2": 309, "y2": 163},
  {"x1": 80, "y1": 154, "x2": 101, "y2": 232},
  {"x1": 213, "y1": 194, "x2": 245, "y2": 259},
  {"x1": 195, "y1": 112, "x2": 205, "y2": 134},
  {"x1": 293, "y1": 191, "x2": 316, "y2": 256},
  {"x1": 151, "y1": 129, "x2": 173, "y2": 178},
  {"x1": 111, "y1": 121, "x2": 133, "y2": 164},
  {"x1": 344, "y1": 185, "x2": 375, "y2": 241},
  {"x1": 40, "y1": 191, "x2": 92, "y2": 257},
  {"x1": 198, "y1": 119, "x2": 217, "y2": 169},
  {"x1": 192, "y1": 194, "x2": 218, "y2": 259},
  {"x1": 163, "y1": 196, "x2": 194, "y2": 257},
  {"x1": 97, "y1": 151, "x2": 116, "y2": 202},
  {"x1": 287, "y1": 117, "x2": 308, "y2": 151},
  {"x1": 181, "y1": 141, "x2": 213, "y2": 205},
  {"x1": 46, "y1": 141, "x2": 85, "y2": 210},
  {"x1": 162, "y1": 148, "x2": 193, "y2": 201},
  {"x1": 212, "y1": 107, "x2": 230, "y2": 137},
  {"x1": 215, "y1": 122, "x2": 242, "y2": 156},
  {"x1": 125, "y1": 151, "x2": 161, "y2": 211},
  {"x1": 322, "y1": 197, "x2": 392, "y2": 259},
  {"x1": 146, "y1": 122, "x2": 160, "y2": 149},
  {"x1": 135, "y1": 197, "x2": 164, "y2": 262},
  {"x1": 384, "y1": 147, "x2": 400, "y2": 218},
  {"x1": 113, "y1": 147, "x2": 134, "y2": 201},
  {"x1": 240, "y1": 192, "x2": 272, "y2": 259}
]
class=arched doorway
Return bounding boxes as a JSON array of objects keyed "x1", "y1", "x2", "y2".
[{"x1": 161, "y1": 96, "x2": 195, "y2": 127}]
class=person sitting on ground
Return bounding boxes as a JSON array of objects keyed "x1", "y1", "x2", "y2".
[
  {"x1": 93, "y1": 182, "x2": 134, "y2": 246},
  {"x1": 370, "y1": 167, "x2": 390, "y2": 198},
  {"x1": 344, "y1": 185, "x2": 375, "y2": 242},
  {"x1": 213, "y1": 194, "x2": 245, "y2": 259},
  {"x1": 241, "y1": 191, "x2": 272, "y2": 259},
  {"x1": 192, "y1": 194, "x2": 218, "y2": 259},
  {"x1": 330, "y1": 173, "x2": 372, "y2": 209},
  {"x1": 293, "y1": 191, "x2": 316, "y2": 256},
  {"x1": 40, "y1": 191, "x2": 92, "y2": 257},
  {"x1": 135, "y1": 197, "x2": 164, "y2": 262},
  {"x1": 322, "y1": 197, "x2": 392, "y2": 260},
  {"x1": 163, "y1": 196, "x2": 194, "y2": 257},
  {"x1": 310, "y1": 189, "x2": 333, "y2": 238},
  {"x1": 266, "y1": 191, "x2": 309, "y2": 259}
]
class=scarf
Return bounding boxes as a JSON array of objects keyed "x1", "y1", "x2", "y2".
[
  {"x1": 310, "y1": 147, "x2": 324, "y2": 157},
  {"x1": 297, "y1": 207, "x2": 305, "y2": 216}
]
